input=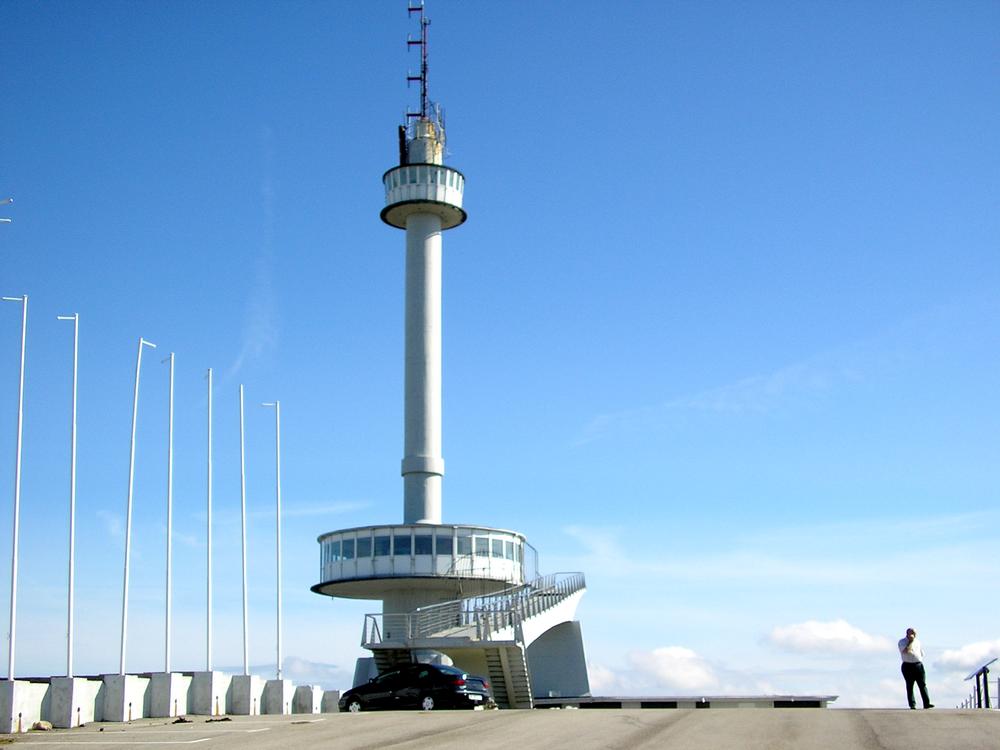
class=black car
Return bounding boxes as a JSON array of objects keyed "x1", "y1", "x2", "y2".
[{"x1": 339, "y1": 663, "x2": 493, "y2": 712}]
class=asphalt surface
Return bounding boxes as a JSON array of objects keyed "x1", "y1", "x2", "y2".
[{"x1": 4, "y1": 709, "x2": 999, "y2": 750}]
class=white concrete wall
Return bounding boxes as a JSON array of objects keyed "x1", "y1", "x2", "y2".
[
  {"x1": 263, "y1": 679, "x2": 294, "y2": 715},
  {"x1": 102, "y1": 674, "x2": 150, "y2": 722},
  {"x1": 292, "y1": 685, "x2": 322, "y2": 714},
  {"x1": 189, "y1": 671, "x2": 232, "y2": 716},
  {"x1": 149, "y1": 672, "x2": 192, "y2": 717},
  {"x1": 49, "y1": 676, "x2": 102, "y2": 728},
  {"x1": 526, "y1": 621, "x2": 591, "y2": 698},
  {"x1": 0, "y1": 680, "x2": 50, "y2": 733},
  {"x1": 320, "y1": 689, "x2": 341, "y2": 713},
  {"x1": 228, "y1": 674, "x2": 265, "y2": 715}
]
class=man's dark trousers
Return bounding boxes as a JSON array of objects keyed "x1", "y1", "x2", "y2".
[{"x1": 901, "y1": 661, "x2": 931, "y2": 709}]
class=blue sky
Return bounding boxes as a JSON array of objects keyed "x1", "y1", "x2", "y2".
[{"x1": 1, "y1": 1, "x2": 998, "y2": 708}]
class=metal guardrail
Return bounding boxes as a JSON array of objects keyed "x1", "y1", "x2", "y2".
[
  {"x1": 958, "y1": 658, "x2": 997, "y2": 709},
  {"x1": 361, "y1": 572, "x2": 586, "y2": 648}
]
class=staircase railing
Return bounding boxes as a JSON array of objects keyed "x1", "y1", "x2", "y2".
[{"x1": 361, "y1": 572, "x2": 585, "y2": 648}]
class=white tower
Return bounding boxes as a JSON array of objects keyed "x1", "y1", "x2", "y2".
[
  {"x1": 313, "y1": 5, "x2": 589, "y2": 707},
  {"x1": 380, "y1": 7, "x2": 466, "y2": 525}
]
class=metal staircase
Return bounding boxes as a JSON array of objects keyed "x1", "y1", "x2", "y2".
[
  {"x1": 360, "y1": 572, "x2": 585, "y2": 708},
  {"x1": 485, "y1": 645, "x2": 532, "y2": 709}
]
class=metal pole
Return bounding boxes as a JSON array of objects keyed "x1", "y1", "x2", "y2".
[
  {"x1": 239, "y1": 385, "x2": 249, "y2": 676},
  {"x1": 2, "y1": 294, "x2": 27, "y2": 681},
  {"x1": 206, "y1": 368, "x2": 213, "y2": 672},
  {"x1": 164, "y1": 353, "x2": 174, "y2": 673},
  {"x1": 121, "y1": 337, "x2": 156, "y2": 675},
  {"x1": 57, "y1": 313, "x2": 79, "y2": 678},
  {"x1": 262, "y1": 401, "x2": 281, "y2": 680},
  {"x1": 984, "y1": 667, "x2": 991, "y2": 709}
]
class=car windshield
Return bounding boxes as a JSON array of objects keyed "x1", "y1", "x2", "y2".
[{"x1": 434, "y1": 665, "x2": 466, "y2": 678}]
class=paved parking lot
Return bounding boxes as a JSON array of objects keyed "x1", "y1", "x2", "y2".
[{"x1": 4, "y1": 709, "x2": 999, "y2": 750}]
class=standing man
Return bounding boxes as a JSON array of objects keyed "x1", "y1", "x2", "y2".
[{"x1": 899, "y1": 627, "x2": 933, "y2": 709}]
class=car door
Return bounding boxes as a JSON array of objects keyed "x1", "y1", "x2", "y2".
[
  {"x1": 366, "y1": 670, "x2": 402, "y2": 709},
  {"x1": 391, "y1": 666, "x2": 427, "y2": 709}
]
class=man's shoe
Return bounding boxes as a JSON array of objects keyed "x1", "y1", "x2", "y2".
[{"x1": 924, "y1": 704, "x2": 934, "y2": 709}]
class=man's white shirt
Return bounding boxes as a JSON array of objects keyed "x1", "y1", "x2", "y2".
[{"x1": 899, "y1": 637, "x2": 924, "y2": 663}]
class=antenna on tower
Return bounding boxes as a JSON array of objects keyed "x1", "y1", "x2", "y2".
[{"x1": 406, "y1": 1, "x2": 430, "y2": 122}]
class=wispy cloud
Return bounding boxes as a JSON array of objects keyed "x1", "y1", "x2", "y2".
[
  {"x1": 767, "y1": 620, "x2": 891, "y2": 655},
  {"x1": 97, "y1": 509, "x2": 123, "y2": 540},
  {"x1": 575, "y1": 353, "x2": 862, "y2": 445},
  {"x1": 574, "y1": 295, "x2": 994, "y2": 446},
  {"x1": 226, "y1": 127, "x2": 279, "y2": 381}
]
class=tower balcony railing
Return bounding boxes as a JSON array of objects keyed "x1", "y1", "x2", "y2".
[
  {"x1": 318, "y1": 524, "x2": 536, "y2": 588},
  {"x1": 361, "y1": 572, "x2": 586, "y2": 649}
]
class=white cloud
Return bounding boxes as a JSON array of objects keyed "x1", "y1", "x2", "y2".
[
  {"x1": 936, "y1": 640, "x2": 1000, "y2": 672},
  {"x1": 768, "y1": 620, "x2": 891, "y2": 655},
  {"x1": 627, "y1": 646, "x2": 719, "y2": 692},
  {"x1": 587, "y1": 663, "x2": 627, "y2": 694}
]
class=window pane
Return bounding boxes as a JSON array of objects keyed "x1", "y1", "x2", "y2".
[
  {"x1": 374, "y1": 535, "x2": 391, "y2": 557},
  {"x1": 342, "y1": 538, "x2": 355, "y2": 560},
  {"x1": 415, "y1": 535, "x2": 432, "y2": 555},
  {"x1": 491, "y1": 539, "x2": 503, "y2": 558},
  {"x1": 475, "y1": 537, "x2": 489, "y2": 556},
  {"x1": 435, "y1": 535, "x2": 452, "y2": 555},
  {"x1": 457, "y1": 535, "x2": 472, "y2": 555},
  {"x1": 504, "y1": 541, "x2": 514, "y2": 560},
  {"x1": 330, "y1": 540, "x2": 341, "y2": 561},
  {"x1": 394, "y1": 533, "x2": 411, "y2": 556},
  {"x1": 357, "y1": 537, "x2": 372, "y2": 558}
]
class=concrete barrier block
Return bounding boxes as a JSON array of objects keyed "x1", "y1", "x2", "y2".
[
  {"x1": 102, "y1": 674, "x2": 150, "y2": 722},
  {"x1": 48, "y1": 676, "x2": 102, "y2": 728},
  {"x1": 189, "y1": 671, "x2": 231, "y2": 716},
  {"x1": 0, "y1": 679, "x2": 50, "y2": 733},
  {"x1": 227, "y1": 675, "x2": 265, "y2": 715},
  {"x1": 263, "y1": 679, "x2": 294, "y2": 715},
  {"x1": 320, "y1": 689, "x2": 341, "y2": 713},
  {"x1": 149, "y1": 672, "x2": 192, "y2": 718},
  {"x1": 292, "y1": 685, "x2": 322, "y2": 714}
]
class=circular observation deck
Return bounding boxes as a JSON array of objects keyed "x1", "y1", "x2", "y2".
[
  {"x1": 311, "y1": 523, "x2": 530, "y2": 600},
  {"x1": 381, "y1": 163, "x2": 467, "y2": 230}
]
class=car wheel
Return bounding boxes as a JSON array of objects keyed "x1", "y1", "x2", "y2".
[
  {"x1": 420, "y1": 695, "x2": 435, "y2": 711},
  {"x1": 347, "y1": 699, "x2": 363, "y2": 713}
]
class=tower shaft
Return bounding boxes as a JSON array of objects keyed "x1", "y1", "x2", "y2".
[{"x1": 403, "y1": 212, "x2": 444, "y2": 524}]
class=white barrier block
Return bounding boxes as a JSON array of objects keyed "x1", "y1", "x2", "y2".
[
  {"x1": 0, "y1": 679, "x2": 49, "y2": 733},
  {"x1": 263, "y1": 679, "x2": 294, "y2": 715},
  {"x1": 189, "y1": 671, "x2": 232, "y2": 716},
  {"x1": 292, "y1": 684, "x2": 323, "y2": 714},
  {"x1": 321, "y1": 689, "x2": 341, "y2": 713},
  {"x1": 49, "y1": 676, "x2": 102, "y2": 728},
  {"x1": 228, "y1": 675, "x2": 265, "y2": 715},
  {"x1": 149, "y1": 672, "x2": 192, "y2": 717},
  {"x1": 102, "y1": 674, "x2": 150, "y2": 722}
]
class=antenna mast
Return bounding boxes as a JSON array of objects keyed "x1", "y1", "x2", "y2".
[{"x1": 406, "y1": 2, "x2": 430, "y2": 122}]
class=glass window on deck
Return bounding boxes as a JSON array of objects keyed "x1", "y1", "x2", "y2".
[
  {"x1": 457, "y1": 533, "x2": 472, "y2": 555},
  {"x1": 414, "y1": 535, "x2": 432, "y2": 555},
  {"x1": 435, "y1": 534, "x2": 453, "y2": 556},
  {"x1": 356, "y1": 537, "x2": 372, "y2": 558},
  {"x1": 394, "y1": 533, "x2": 411, "y2": 556},
  {"x1": 374, "y1": 535, "x2": 391, "y2": 557}
]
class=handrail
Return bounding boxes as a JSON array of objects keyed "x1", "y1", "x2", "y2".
[
  {"x1": 361, "y1": 572, "x2": 586, "y2": 648},
  {"x1": 959, "y1": 658, "x2": 997, "y2": 709}
]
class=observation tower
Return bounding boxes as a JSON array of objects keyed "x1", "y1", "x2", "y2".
[{"x1": 312, "y1": 4, "x2": 590, "y2": 708}]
